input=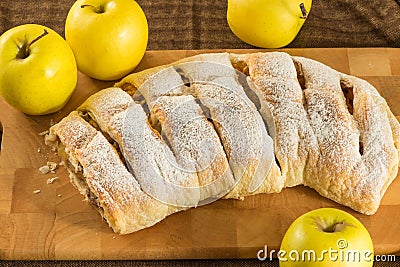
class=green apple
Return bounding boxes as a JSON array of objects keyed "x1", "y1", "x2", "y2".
[
  {"x1": 65, "y1": 0, "x2": 148, "y2": 81},
  {"x1": 0, "y1": 24, "x2": 77, "y2": 115},
  {"x1": 280, "y1": 208, "x2": 374, "y2": 266},
  {"x1": 227, "y1": 0, "x2": 312, "y2": 48}
]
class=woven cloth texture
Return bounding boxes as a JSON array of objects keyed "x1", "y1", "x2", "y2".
[
  {"x1": 1, "y1": 0, "x2": 399, "y2": 49},
  {"x1": 0, "y1": 0, "x2": 399, "y2": 266}
]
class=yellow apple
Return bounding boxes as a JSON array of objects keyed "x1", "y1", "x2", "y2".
[
  {"x1": 280, "y1": 208, "x2": 374, "y2": 266},
  {"x1": 227, "y1": 0, "x2": 312, "y2": 48},
  {"x1": 65, "y1": 0, "x2": 148, "y2": 81},
  {"x1": 0, "y1": 24, "x2": 77, "y2": 115}
]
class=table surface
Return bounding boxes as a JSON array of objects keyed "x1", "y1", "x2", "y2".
[{"x1": 1, "y1": 0, "x2": 400, "y2": 266}]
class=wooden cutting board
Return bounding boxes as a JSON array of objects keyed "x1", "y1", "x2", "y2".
[{"x1": 0, "y1": 48, "x2": 399, "y2": 260}]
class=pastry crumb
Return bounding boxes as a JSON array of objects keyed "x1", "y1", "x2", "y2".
[
  {"x1": 37, "y1": 148, "x2": 41, "y2": 153},
  {"x1": 39, "y1": 161, "x2": 58, "y2": 174},
  {"x1": 57, "y1": 194, "x2": 62, "y2": 197},
  {"x1": 39, "y1": 165, "x2": 50, "y2": 174},
  {"x1": 44, "y1": 132, "x2": 57, "y2": 144},
  {"x1": 47, "y1": 177, "x2": 58, "y2": 184},
  {"x1": 33, "y1": 189, "x2": 41, "y2": 194},
  {"x1": 38, "y1": 130, "x2": 49, "y2": 136},
  {"x1": 47, "y1": 161, "x2": 57, "y2": 172}
]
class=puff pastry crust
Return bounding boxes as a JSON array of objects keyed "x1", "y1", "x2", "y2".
[{"x1": 47, "y1": 51, "x2": 400, "y2": 234}]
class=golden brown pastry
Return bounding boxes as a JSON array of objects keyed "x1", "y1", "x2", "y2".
[
  {"x1": 235, "y1": 52, "x2": 400, "y2": 214},
  {"x1": 77, "y1": 88, "x2": 201, "y2": 208},
  {"x1": 47, "y1": 51, "x2": 400, "y2": 235},
  {"x1": 45, "y1": 111, "x2": 174, "y2": 234},
  {"x1": 117, "y1": 53, "x2": 279, "y2": 197},
  {"x1": 150, "y1": 94, "x2": 236, "y2": 201},
  {"x1": 174, "y1": 56, "x2": 279, "y2": 197}
]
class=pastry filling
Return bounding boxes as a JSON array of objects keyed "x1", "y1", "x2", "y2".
[
  {"x1": 231, "y1": 59, "x2": 249, "y2": 76},
  {"x1": 58, "y1": 141, "x2": 106, "y2": 218},
  {"x1": 340, "y1": 79, "x2": 355, "y2": 115},
  {"x1": 339, "y1": 79, "x2": 364, "y2": 155},
  {"x1": 359, "y1": 139, "x2": 364, "y2": 155},
  {"x1": 148, "y1": 112, "x2": 162, "y2": 135},
  {"x1": 293, "y1": 61, "x2": 306, "y2": 90},
  {"x1": 119, "y1": 82, "x2": 138, "y2": 96},
  {"x1": 79, "y1": 111, "x2": 126, "y2": 166},
  {"x1": 174, "y1": 67, "x2": 191, "y2": 87}
]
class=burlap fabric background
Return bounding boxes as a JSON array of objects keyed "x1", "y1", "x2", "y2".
[
  {"x1": 1, "y1": 0, "x2": 400, "y2": 48},
  {"x1": 0, "y1": 0, "x2": 400, "y2": 266}
]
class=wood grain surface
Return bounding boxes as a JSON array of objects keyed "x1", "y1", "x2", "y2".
[{"x1": 0, "y1": 48, "x2": 399, "y2": 260}]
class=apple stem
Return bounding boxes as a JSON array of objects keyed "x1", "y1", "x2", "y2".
[
  {"x1": 300, "y1": 3, "x2": 308, "y2": 19},
  {"x1": 324, "y1": 221, "x2": 344, "y2": 233},
  {"x1": 26, "y1": 29, "x2": 48, "y2": 56},
  {"x1": 17, "y1": 29, "x2": 49, "y2": 59},
  {"x1": 81, "y1": 4, "x2": 104, "y2": 13}
]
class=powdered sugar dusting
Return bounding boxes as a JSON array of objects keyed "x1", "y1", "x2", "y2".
[
  {"x1": 152, "y1": 95, "x2": 235, "y2": 200},
  {"x1": 245, "y1": 52, "x2": 319, "y2": 188},
  {"x1": 244, "y1": 52, "x2": 400, "y2": 214},
  {"x1": 121, "y1": 101, "x2": 202, "y2": 208},
  {"x1": 51, "y1": 112, "x2": 172, "y2": 233},
  {"x1": 138, "y1": 67, "x2": 186, "y2": 107},
  {"x1": 48, "y1": 51, "x2": 400, "y2": 235},
  {"x1": 176, "y1": 58, "x2": 276, "y2": 197}
]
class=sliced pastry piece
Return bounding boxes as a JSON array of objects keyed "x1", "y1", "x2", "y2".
[
  {"x1": 78, "y1": 87, "x2": 201, "y2": 208},
  {"x1": 192, "y1": 79, "x2": 281, "y2": 198},
  {"x1": 234, "y1": 52, "x2": 320, "y2": 188},
  {"x1": 174, "y1": 53, "x2": 237, "y2": 83},
  {"x1": 151, "y1": 94, "x2": 236, "y2": 202},
  {"x1": 238, "y1": 51, "x2": 400, "y2": 214},
  {"x1": 135, "y1": 66, "x2": 187, "y2": 105},
  {"x1": 174, "y1": 54, "x2": 279, "y2": 198},
  {"x1": 45, "y1": 111, "x2": 173, "y2": 234},
  {"x1": 293, "y1": 56, "x2": 400, "y2": 214}
]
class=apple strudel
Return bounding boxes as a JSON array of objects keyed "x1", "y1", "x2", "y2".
[{"x1": 46, "y1": 51, "x2": 400, "y2": 234}]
